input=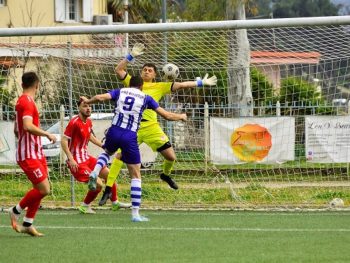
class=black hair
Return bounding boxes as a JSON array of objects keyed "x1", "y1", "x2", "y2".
[
  {"x1": 142, "y1": 63, "x2": 157, "y2": 73},
  {"x1": 130, "y1": 75, "x2": 144, "y2": 89},
  {"x1": 22, "y1": 72, "x2": 39, "y2": 89}
]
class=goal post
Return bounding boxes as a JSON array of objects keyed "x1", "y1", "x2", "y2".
[{"x1": 1, "y1": 16, "x2": 350, "y2": 209}]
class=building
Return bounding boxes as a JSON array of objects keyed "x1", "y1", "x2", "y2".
[
  {"x1": 251, "y1": 51, "x2": 321, "y2": 94},
  {"x1": 0, "y1": 0, "x2": 119, "y2": 104},
  {"x1": 0, "y1": 0, "x2": 109, "y2": 27}
]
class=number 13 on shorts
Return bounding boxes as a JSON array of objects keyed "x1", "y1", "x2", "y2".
[{"x1": 33, "y1": 168, "x2": 43, "y2": 178}]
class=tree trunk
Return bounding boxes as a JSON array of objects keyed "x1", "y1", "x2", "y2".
[{"x1": 226, "y1": 0, "x2": 253, "y2": 117}]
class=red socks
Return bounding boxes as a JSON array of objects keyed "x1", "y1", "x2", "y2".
[
  {"x1": 19, "y1": 188, "x2": 45, "y2": 219},
  {"x1": 83, "y1": 189, "x2": 101, "y2": 205},
  {"x1": 110, "y1": 183, "x2": 118, "y2": 202}
]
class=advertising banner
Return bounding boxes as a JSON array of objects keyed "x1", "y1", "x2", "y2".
[
  {"x1": 305, "y1": 116, "x2": 350, "y2": 163},
  {"x1": 210, "y1": 117, "x2": 295, "y2": 164},
  {"x1": 0, "y1": 121, "x2": 16, "y2": 164}
]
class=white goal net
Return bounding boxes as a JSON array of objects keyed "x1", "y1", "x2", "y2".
[{"x1": 1, "y1": 17, "x2": 350, "y2": 209}]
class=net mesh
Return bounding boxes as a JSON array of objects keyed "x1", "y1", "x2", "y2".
[{"x1": 1, "y1": 24, "x2": 350, "y2": 209}]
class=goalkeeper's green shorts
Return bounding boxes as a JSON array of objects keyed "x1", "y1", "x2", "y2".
[{"x1": 137, "y1": 122, "x2": 169, "y2": 152}]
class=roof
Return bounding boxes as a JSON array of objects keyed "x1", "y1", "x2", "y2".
[
  {"x1": 251, "y1": 51, "x2": 321, "y2": 65},
  {"x1": 0, "y1": 57, "x2": 22, "y2": 67}
]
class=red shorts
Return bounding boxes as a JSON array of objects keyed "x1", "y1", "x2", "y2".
[
  {"x1": 17, "y1": 158, "x2": 48, "y2": 185},
  {"x1": 68, "y1": 156, "x2": 98, "y2": 183}
]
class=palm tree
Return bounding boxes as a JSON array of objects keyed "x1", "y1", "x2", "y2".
[
  {"x1": 108, "y1": 0, "x2": 162, "y2": 23},
  {"x1": 108, "y1": 0, "x2": 184, "y2": 23}
]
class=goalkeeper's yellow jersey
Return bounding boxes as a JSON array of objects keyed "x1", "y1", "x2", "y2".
[{"x1": 122, "y1": 74, "x2": 173, "y2": 127}]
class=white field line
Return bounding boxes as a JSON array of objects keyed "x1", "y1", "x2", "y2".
[
  {"x1": 0, "y1": 224, "x2": 350, "y2": 232},
  {"x1": 1, "y1": 210, "x2": 350, "y2": 217}
]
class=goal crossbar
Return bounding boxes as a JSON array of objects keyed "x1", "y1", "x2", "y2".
[{"x1": 0, "y1": 16, "x2": 349, "y2": 37}]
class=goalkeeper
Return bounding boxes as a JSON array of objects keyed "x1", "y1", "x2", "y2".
[{"x1": 99, "y1": 43, "x2": 217, "y2": 205}]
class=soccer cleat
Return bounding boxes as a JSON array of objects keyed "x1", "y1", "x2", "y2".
[
  {"x1": 78, "y1": 205, "x2": 96, "y2": 214},
  {"x1": 132, "y1": 215, "x2": 150, "y2": 222},
  {"x1": 160, "y1": 173, "x2": 179, "y2": 190},
  {"x1": 112, "y1": 202, "x2": 132, "y2": 211},
  {"x1": 98, "y1": 188, "x2": 112, "y2": 206},
  {"x1": 16, "y1": 225, "x2": 44, "y2": 237},
  {"x1": 9, "y1": 207, "x2": 20, "y2": 231},
  {"x1": 88, "y1": 172, "x2": 97, "y2": 191}
]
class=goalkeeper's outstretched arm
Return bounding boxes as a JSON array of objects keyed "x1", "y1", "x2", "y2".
[
  {"x1": 115, "y1": 43, "x2": 145, "y2": 79},
  {"x1": 115, "y1": 58, "x2": 128, "y2": 79},
  {"x1": 172, "y1": 73, "x2": 217, "y2": 92}
]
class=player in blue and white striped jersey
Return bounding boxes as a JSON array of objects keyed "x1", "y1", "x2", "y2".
[
  {"x1": 80, "y1": 76, "x2": 186, "y2": 222},
  {"x1": 110, "y1": 86, "x2": 154, "y2": 133}
]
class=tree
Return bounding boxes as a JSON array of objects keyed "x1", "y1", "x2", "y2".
[
  {"x1": 180, "y1": 0, "x2": 259, "y2": 21},
  {"x1": 0, "y1": 75, "x2": 16, "y2": 120},
  {"x1": 226, "y1": 0, "x2": 253, "y2": 117},
  {"x1": 251, "y1": 0, "x2": 273, "y2": 18},
  {"x1": 279, "y1": 77, "x2": 321, "y2": 104},
  {"x1": 108, "y1": 0, "x2": 160, "y2": 23},
  {"x1": 108, "y1": 0, "x2": 183, "y2": 23},
  {"x1": 182, "y1": 0, "x2": 227, "y2": 21},
  {"x1": 273, "y1": 0, "x2": 340, "y2": 18},
  {"x1": 250, "y1": 67, "x2": 275, "y2": 107},
  {"x1": 107, "y1": 0, "x2": 262, "y2": 23},
  {"x1": 278, "y1": 77, "x2": 332, "y2": 115}
]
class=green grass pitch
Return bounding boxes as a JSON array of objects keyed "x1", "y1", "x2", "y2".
[{"x1": 1, "y1": 209, "x2": 350, "y2": 262}]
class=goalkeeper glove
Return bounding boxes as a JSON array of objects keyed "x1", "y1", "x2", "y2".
[
  {"x1": 125, "y1": 43, "x2": 145, "y2": 62},
  {"x1": 196, "y1": 74, "x2": 217, "y2": 87}
]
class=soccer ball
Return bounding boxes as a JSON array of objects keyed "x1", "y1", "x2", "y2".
[
  {"x1": 162, "y1": 63, "x2": 179, "y2": 80},
  {"x1": 329, "y1": 198, "x2": 344, "y2": 208}
]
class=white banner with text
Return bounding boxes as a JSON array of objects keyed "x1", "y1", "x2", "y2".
[
  {"x1": 305, "y1": 116, "x2": 350, "y2": 163},
  {"x1": 210, "y1": 117, "x2": 295, "y2": 164}
]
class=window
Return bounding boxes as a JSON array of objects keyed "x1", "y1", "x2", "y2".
[
  {"x1": 55, "y1": 0, "x2": 92, "y2": 23},
  {"x1": 66, "y1": 0, "x2": 79, "y2": 21},
  {"x1": 55, "y1": 0, "x2": 80, "y2": 22}
]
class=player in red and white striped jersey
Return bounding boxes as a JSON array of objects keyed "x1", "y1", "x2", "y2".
[
  {"x1": 9, "y1": 72, "x2": 57, "y2": 237},
  {"x1": 61, "y1": 99, "x2": 130, "y2": 213},
  {"x1": 15, "y1": 93, "x2": 44, "y2": 161},
  {"x1": 64, "y1": 114, "x2": 92, "y2": 165}
]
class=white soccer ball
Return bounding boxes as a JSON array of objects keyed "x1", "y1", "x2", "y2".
[
  {"x1": 162, "y1": 63, "x2": 179, "y2": 80},
  {"x1": 329, "y1": 198, "x2": 344, "y2": 208}
]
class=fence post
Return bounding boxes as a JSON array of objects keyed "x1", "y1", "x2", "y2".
[
  {"x1": 258, "y1": 102, "x2": 265, "y2": 116},
  {"x1": 59, "y1": 105, "x2": 65, "y2": 167},
  {"x1": 204, "y1": 102, "x2": 209, "y2": 175},
  {"x1": 67, "y1": 41, "x2": 75, "y2": 206},
  {"x1": 347, "y1": 101, "x2": 350, "y2": 176},
  {"x1": 276, "y1": 101, "x2": 281, "y2": 116},
  {"x1": 59, "y1": 105, "x2": 65, "y2": 200}
]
